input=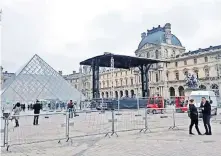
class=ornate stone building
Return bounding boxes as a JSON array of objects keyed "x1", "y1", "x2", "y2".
[
  {"x1": 1, "y1": 66, "x2": 15, "y2": 88},
  {"x1": 64, "y1": 23, "x2": 221, "y2": 99}
]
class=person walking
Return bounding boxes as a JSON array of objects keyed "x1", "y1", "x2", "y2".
[
  {"x1": 12, "y1": 102, "x2": 22, "y2": 127},
  {"x1": 67, "y1": 100, "x2": 74, "y2": 118},
  {"x1": 188, "y1": 99, "x2": 201, "y2": 135},
  {"x1": 200, "y1": 97, "x2": 212, "y2": 135},
  {"x1": 33, "y1": 100, "x2": 41, "y2": 125}
]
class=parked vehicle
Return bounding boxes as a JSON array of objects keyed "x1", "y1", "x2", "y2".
[
  {"x1": 175, "y1": 96, "x2": 188, "y2": 113},
  {"x1": 189, "y1": 90, "x2": 218, "y2": 117},
  {"x1": 146, "y1": 96, "x2": 165, "y2": 114}
]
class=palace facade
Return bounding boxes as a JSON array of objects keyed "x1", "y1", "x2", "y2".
[{"x1": 63, "y1": 23, "x2": 221, "y2": 99}]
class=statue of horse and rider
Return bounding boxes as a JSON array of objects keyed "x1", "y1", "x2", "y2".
[{"x1": 185, "y1": 73, "x2": 199, "y2": 89}]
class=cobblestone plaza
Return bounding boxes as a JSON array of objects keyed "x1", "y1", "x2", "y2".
[{"x1": 1, "y1": 109, "x2": 221, "y2": 156}]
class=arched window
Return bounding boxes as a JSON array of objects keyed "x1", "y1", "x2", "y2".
[
  {"x1": 178, "y1": 86, "x2": 184, "y2": 96},
  {"x1": 120, "y1": 91, "x2": 123, "y2": 97},
  {"x1": 125, "y1": 90, "x2": 129, "y2": 97},
  {"x1": 169, "y1": 87, "x2": 175, "y2": 97}
]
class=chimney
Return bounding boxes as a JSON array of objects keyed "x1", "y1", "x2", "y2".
[
  {"x1": 164, "y1": 23, "x2": 172, "y2": 44},
  {"x1": 73, "y1": 70, "x2": 76, "y2": 74},
  {"x1": 58, "y1": 71, "x2": 62, "y2": 75},
  {"x1": 104, "y1": 52, "x2": 111, "y2": 55},
  {"x1": 141, "y1": 32, "x2": 146, "y2": 39}
]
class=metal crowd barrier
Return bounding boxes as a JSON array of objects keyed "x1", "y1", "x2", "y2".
[{"x1": 1, "y1": 107, "x2": 220, "y2": 151}]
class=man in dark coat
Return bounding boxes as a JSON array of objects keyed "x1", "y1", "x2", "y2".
[
  {"x1": 188, "y1": 99, "x2": 201, "y2": 135},
  {"x1": 200, "y1": 97, "x2": 212, "y2": 135},
  {"x1": 33, "y1": 100, "x2": 41, "y2": 125}
]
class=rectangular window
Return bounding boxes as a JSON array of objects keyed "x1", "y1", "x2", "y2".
[
  {"x1": 103, "y1": 82, "x2": 105, "y2": 88},
  {"x1": 131, "y1": 78, "x2": 133, "y2": 85},
  {"x1": 175, "y1": 72, "x2": 179, "y2": 80},
  {"x1": 175, "y1": 62, "x2": 178, "y2": 67},
  {"x1": 204, "y1": 57, "x2": 208, "y2": 62},
  {"x1": 184, "y1": 60, "x2": 187, "y2": 65},
  {"x1": 194, "y1": 58, "x2": 197, "y2": 64},
  {"x1": 149, "y1": 72, "x2": 151, "y2": 81},
  {"x1": 156, "y1": 73, "x2": 158, "y2": 82},
  {"x1": 194, "y1": 70, "x2": 199, "y2": 78}
]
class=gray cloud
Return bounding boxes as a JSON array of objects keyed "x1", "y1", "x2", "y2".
[{"x1": 1, "y1": 0, "x2": 221, "y2": 75}]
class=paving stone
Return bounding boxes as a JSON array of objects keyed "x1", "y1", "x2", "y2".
[{"x1": 1, "y1": 109, "x2": 221, "y2": 156}]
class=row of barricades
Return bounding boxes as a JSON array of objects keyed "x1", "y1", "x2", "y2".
[{"x1": 1, "y1": 107, "x2": 220, "y2": 151}]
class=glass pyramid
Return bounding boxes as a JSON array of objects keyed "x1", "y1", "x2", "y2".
[{"x1": 1, "y1": 54, "x2": 85, "y2": 105}]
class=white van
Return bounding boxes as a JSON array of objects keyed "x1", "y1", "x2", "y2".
[{"x1": 189, "y1": 90, "x2": 218, "y2": 116}]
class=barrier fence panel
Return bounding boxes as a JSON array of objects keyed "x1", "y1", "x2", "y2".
[
  {"x1": 114, "y1": 109, "x2": 146, "y2": 132},
  {"x1": 212, "y1": 109, "x2": 221, "y2": 123},
  {"x1": 68, "y1": 110, "x2": 112, "y2": 138},
  {"x1": 2, "y1": 96, "x2": 219, "y2": 151},
  {"x1": 80, "y1": 100, "x2": 91, "y2": 111},
  {"x1": 145, "y1": 108, "x2": 189, "y2": 130},
  {"x1": 5, "y1": 112, "x2": 67, "y2": 150},
  {"x1": 1, "y1": 116, "x2": 7, "y2": 147}
]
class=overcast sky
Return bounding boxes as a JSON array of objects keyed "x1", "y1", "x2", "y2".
[{"x1": 0, "y1": 0, "x2": 221, "y2": 74}]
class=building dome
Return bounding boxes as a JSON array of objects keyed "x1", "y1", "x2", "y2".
[{"x1": 137, "y1": 24, "x2": 182, "y2": 50}]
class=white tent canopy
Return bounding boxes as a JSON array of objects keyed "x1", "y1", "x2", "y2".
[{"x1": 1, "y1": 54, "x2": 85, "y2": 105}]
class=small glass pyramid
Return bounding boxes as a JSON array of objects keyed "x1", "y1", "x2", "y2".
[{"x1": 1, "y1": 54, "x2": 85, "y2": 105}]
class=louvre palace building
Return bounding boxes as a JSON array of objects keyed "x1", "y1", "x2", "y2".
[{"x1": 62, "y1": 23, "x2": 221, "y2": 99}]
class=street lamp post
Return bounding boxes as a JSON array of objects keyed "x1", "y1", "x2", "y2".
[{"x1": 111, "y1": 56, "x2": 115, "y2": 99}]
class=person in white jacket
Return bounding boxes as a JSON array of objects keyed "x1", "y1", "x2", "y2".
[{"x1": 13, "y1": 102, "x2": 22, "y2": 127}]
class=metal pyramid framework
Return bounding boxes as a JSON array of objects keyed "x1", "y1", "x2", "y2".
[{"x1": 1, "y1": 54, "x2": 85, "y2": 105}]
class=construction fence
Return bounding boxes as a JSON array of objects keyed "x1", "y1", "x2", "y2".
[{"x1": 1, "y1": 105, "x2": 221, "y2": 152}]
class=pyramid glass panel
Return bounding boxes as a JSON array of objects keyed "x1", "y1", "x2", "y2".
[{"x1": 1, "y1": 54, "x2": 85, "y2": 105}]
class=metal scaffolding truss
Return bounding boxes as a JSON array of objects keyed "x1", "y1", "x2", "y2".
[{"x1": 1, "y1": 54, "x2": 85, "y2": 105}]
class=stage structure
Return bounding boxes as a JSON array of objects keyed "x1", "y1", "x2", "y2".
[
  {"x1": 1, "y1": 54, "x2": 85, "y2": 105},
  {"x1": 80, "y1": 53, "x2": 167, "y2": 98}
]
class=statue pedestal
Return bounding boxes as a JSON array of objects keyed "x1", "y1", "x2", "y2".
[{"x1": 184, "y1": 88, "x2": 202, "y2": 97}]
